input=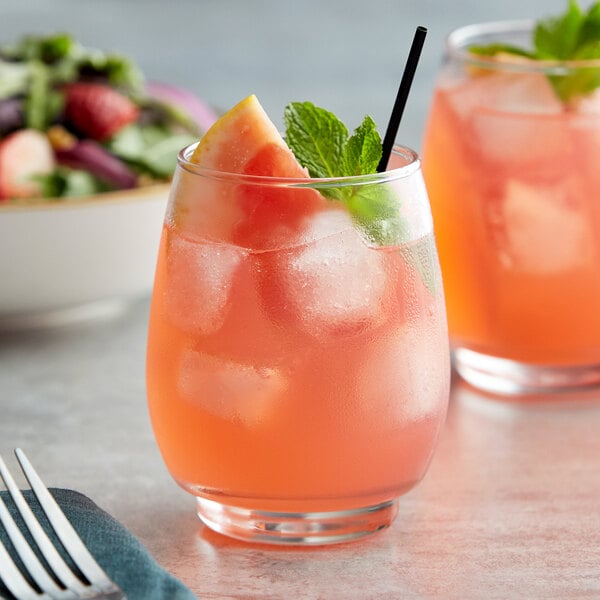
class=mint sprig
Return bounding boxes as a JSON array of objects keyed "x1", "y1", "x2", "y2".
[
  {"x1": 469, "y1": 44, "x2": 535, "y2": 59},
  {"x1": 284, "y1": 101, "x2": 408, "y2": 245},
  {"x1": 343, "y1": 115, "x2": 383, "y2": 176},
  {"x1": 470, "y1": 0, "x2": 600, "y2": 102},
  {"x1": 534, "y1": 0, "x2": 584, "y2": 59},
  {"x1": 284, "y1": 101, "x2": 438, "y2": 294},
  {"x1": 284, "y1": 101, "x2": 381, "y2": 180},
  {"x1": 283, "y1": 102, "x2": 348, "y2": 178}
]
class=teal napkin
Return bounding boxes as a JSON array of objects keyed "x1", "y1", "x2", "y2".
[{"x1": 0, "y1": 488, "x2": 197, "y2": 600}]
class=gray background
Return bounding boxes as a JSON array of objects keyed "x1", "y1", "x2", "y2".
[{"x1": 1, "y1": 0, "x2": 568, "y2": 152}]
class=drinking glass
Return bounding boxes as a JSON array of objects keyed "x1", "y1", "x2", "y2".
[
  {"x1": 146, "y1": 143, "x2": 450, "y2": 545},
  {"x1": 422, "y1": 21, "x2": 600, "y2": 396}
]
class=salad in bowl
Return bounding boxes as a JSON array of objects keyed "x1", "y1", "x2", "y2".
[
  {"x1": 0, "y1": 33, "x2": 217, "y2": 328},
  {"x1": 0, "y1": 32, "x2": 217, "y2": 200}
]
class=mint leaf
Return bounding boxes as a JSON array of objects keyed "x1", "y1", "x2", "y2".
[
  {"x1": 284, "y1": 102, "x2": 413, "y2": 247},
  {"x1": 285, "y1": 103, "x2": 382, "y2": 179},
  {"x1": 343, "y1": 115, "x2": 382, "y2": 176},
  {"x1": 284, "y1": 102, "x2": 437, "y2": 293},
  {"x1": 469, "y1": 43, "x2": 535, "y2": 58},
  {"x1": 549, "y1": 53, "x2": 600, "y2": 99},
  {"x1": 539, "y1": 1, "x2": 600, "y2": 101},
  {"x1": 579, "y1": 2, "x2": 600, "y2": 47},
  {"x1": 344, "y1": 183, "x2": 407, "y2": 245},
  {"x1": 284, "y1": 101, "x2": 347, "y2": 178},
  {"x1": 534, "y1": 0, "x2": 583, "y2": 59},
  {"x1": 468, "y1": 1, "x2": 600, "y2": 102}
]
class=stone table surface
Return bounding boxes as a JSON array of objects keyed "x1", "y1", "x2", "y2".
[
  {"x1": 2, "y1": 1, "x2": 600, "y2": 598},
  {"x1": 1, "y1": 301, "x2": 600, "y2": 600}
]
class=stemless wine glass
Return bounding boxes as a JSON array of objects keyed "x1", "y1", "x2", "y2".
[
  {"x1": 422, "y1": 21, "x2": 600, "y2": 396},
  {"x1": 146, "y1": 143, "x2": 450, "y2": 545}
]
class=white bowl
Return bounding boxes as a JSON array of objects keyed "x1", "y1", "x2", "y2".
[{"x1": 0, "y1": 184, "x2": 169, "y2": 330}]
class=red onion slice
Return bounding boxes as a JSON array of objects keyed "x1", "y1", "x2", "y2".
[
  {"x1": 145, "y1": 81, "x2": 218, "y2": 132},
  {"x1": 56, "y1": 140, "x2": 137, "y2": 189}
]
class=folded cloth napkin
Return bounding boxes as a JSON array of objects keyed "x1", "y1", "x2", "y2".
[{"x1": 0, "y1": 488, "x2": 197, "y2": 600}]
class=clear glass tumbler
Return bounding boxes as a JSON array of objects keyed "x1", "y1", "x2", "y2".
[
  {"x1": 146, "y1": 143, "x2": 450, "y2": 544},
  {"x1": 423, "y1": 21, "x2": 600, "y2": 396}
]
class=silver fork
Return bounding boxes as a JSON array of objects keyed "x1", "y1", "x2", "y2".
[{"x1": 0, "y1": 448, "x2": 126, "y2": 600}]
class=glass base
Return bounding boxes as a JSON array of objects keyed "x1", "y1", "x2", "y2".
[
  {"x1": 196, "y1": 497, "x2": 399, "y2": 545},
  {"x1": 453, "y1": 347, "x2": 600, "y2": 395}
]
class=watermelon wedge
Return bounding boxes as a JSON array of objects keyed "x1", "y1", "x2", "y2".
[
  {"x1": 176, "y1": 95, "x2": 328, "y2": 250},
  {"x1": 190, "y1": 95, "x2": 306, "y2": 177}
]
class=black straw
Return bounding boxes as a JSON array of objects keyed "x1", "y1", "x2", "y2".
[{"x1": 377, "y1": 26, "x2": 428, "y2": 173}]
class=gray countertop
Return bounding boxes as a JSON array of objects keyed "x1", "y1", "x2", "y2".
[{"x1": 2, "y1": 1, "x2": 600, "y2": 598}]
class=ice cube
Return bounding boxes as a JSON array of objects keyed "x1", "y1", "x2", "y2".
[
  {"x1": 472, "y1": 114, "x2": 568, "y2": 172},
  {"x1": 178, "y1": 350, "x2": 287, "y2": 427},
  {"x1": 358, "y1": 318, "x2": 449, "y2": 422},
  {"x1": 295, "y1": 207, "x2": 354, "y2": 244},
  {"x1": 450, "y1": 72, "x2": 568, "y2": 170},
  {"x1": 446, "y1": 71, "x2": 562, "y2": 121},
  {"x1": 165, "y1": 234, "x2": 246, "y2": 334},
  {"x1": 278, "y1": 210, "x2": 388, "y2": 338},
  {"x1": 486, "y1": 71, "x2": 562, "y2": 115},
  {"x1": 499, "y1": 179, "x2": 593, "y2": 273}
]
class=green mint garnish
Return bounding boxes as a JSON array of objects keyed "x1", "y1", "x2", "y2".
[
  {"x1": 534, "y1": 0, "x2": 584, "y2": 60},
  {"x1": 284, "y1": 101, "x2": 406, "y2": 246},
  {"x1": 284, "y1": 101, "x2": 381, "y2": 180},
  {"x1": 470, "y1": 0, "x2": 600, "y2": 102},
  {"x1": 283, "y1": 101, "x2": 349, "y2": 178},
  {"x1": 343, "y1": 115, "x2": 383, "y2": 176},
  {"x1": 469, "y1": 44, "x2": 535, "y2": 59},
  {"x1": 284, "y1": 101, "x2": 439, "y2": 294}
]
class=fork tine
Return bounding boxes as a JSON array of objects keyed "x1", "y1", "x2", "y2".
[
  {"x1": 14, "y1": 449, "x2": 122, "y2": 595},
  {"x1": 0, "y1": 453, "x2": 88, "y2": 597},
  {"x1": 0, "y1": 519, "x2": 54, "y2": 600},
  {"x1": 0, "y1": 479, "x2": 78, "y2": 599}
]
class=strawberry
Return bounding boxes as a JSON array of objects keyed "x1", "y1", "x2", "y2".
[
  {"x1": 64, "y1": 83, "x2": 139, "y2": 141},
  {"x1": 0, "y1": 129, "x2": 55, "y2": 200}
]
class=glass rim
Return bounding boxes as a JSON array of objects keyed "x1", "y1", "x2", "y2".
[
  {"x1": 176, "y1": 142, "x2": 421, "y2": 187},
  {"x1": 447, "y1": 19, "x2": 600, "y2": 71}
]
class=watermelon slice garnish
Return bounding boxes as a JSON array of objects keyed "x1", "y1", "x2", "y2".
[
  {"x1": 177, "y1": 95, "x2": 328, "y2": 250},
  {"x1": 190, "y1": 95, "x2": 305, "y2": 177}
]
